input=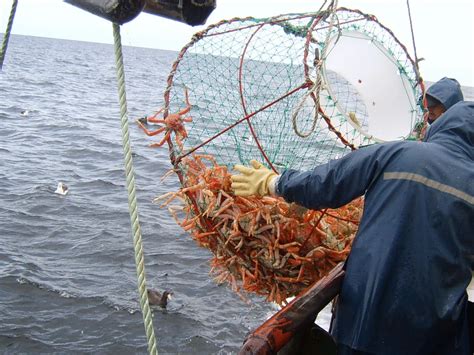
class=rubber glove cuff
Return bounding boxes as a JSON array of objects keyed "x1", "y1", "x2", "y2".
[{"x1": 268, "y1": 175, "x2": 279, "y2": 196}]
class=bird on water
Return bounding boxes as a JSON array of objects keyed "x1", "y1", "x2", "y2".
[{"x1": 147, "y1": 289, "x2": 172, "y2": 309}]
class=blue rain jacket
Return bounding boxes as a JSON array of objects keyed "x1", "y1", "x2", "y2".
[
  {"x1": 426, "y1": 77, "x2": 464, "y2": 110},
  {"x1": 277, "y1": 101, "x2": 474, "y2": 354}
]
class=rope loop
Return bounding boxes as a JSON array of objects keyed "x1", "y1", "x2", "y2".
[{"x1": 291, "y1": 0, "x2": 338, "y2": 138}]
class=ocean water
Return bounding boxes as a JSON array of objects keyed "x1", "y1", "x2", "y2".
[
  {"x1": 1, "y1": 34, "x2": 472, "y2": 354},
  {"x1": 0, "y1": 34, "x2": 281, "y2": 354}
]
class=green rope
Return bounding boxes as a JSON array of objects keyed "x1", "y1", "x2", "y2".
[
  {"x1": 0, "y1": 0, "x2": 18, "y2": 70},
  {"x1": 112, "y1": 23, "x2": 158, "y2": 355}
]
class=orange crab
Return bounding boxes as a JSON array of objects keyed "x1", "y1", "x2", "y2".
[{"x1": 137, "y1": 88, "x2": 192, "y2": 149}]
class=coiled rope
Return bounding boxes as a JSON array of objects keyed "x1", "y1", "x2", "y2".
[
  {"x1": 112, "y1": 23, "x2": 158, "y2": 355},
  {"x1": 0, "y1": 0, "x2": 18, "y2": 70}
]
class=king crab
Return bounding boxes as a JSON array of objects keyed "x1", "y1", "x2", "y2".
[{"x1": 137, "y1": 88, "x2": 192, "y2": 149}]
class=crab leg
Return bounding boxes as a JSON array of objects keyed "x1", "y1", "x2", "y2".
[
  {"x1": 150, "y1": 130, "x2": 171, "y2": 147},
  {"x1": 136, "y1": 120, "x2": 166, "y2": 136},
  {"x1": 147, "y1": 107, "x2": 165, "y2": 121}
]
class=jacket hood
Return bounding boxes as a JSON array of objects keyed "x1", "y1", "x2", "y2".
[
  {"x1": 426, "y1": 77, "x2": 464, "y2": 110},
  {"x1": 424, "y1": 101, "x2": 474, "y2": 159}
]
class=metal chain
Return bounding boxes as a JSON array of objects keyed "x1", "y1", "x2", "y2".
[{"x1": 112, "y1": 23, "x2": 158, "y2": 355}]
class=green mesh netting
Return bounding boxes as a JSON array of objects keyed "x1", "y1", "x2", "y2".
[
  {"x1": 161, "y1": 8, "x2": 424, "y2": 169},
  {"x1": 142, "y1": 8, "x2": 425, "y2": 304}
]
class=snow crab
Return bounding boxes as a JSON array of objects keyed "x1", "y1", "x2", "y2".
[{"x1": 137, "y1": 87, "x2": 192, "y2": 149}]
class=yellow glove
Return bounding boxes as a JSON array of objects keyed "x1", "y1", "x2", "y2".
[{"x1": 231, "y1": 160, "x2": 278, "y2": 197}]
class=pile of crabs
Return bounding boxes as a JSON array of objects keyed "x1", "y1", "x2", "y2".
[
  {"x1": 156, "y1": 154, "x2": 362, "y2": 304},
  {"x1": 137, "y1": 93, "x2": 362, "y2": 304}
]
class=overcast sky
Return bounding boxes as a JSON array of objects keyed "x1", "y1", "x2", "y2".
[{"x1": 1, "y1": 0, "x2": 473, "y2": 86}]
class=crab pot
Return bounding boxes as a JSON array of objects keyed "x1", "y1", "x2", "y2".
[
  {"x1": 64, "y1": 0, "x2": 145, "y2": 24},
  {"x1": 143, "y1": 0, "x2": 216, "y2": 26}
]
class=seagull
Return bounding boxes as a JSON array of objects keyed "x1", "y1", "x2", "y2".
[
  {"x1": 54, "y1": 182, "x2": 69, "y2": 196},
  {"x1": 147, "y1": 289, "x2": 172, "y2": 309},
  {"x1": 20, "y1": 110, "x2": 30, "y2": 116}
]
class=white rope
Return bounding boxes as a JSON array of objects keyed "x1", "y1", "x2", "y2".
[
  {"x1": 0, "y1": 0, "x2": 18, "y2": 70},
  {"x1": 112, "y1": 23, "x2": 158, "y2": 355}
]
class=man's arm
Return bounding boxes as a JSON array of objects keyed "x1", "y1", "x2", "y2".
[{"x1": 277, "y1": 144, "x2": 387, "y2": 210}]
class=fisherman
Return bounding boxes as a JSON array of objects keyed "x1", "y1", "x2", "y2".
[
  {"x1": 231, "y1": 101, "x2": 473, "y2": 354},
  {"x1": 424, "y1": 77, "x2": 464, "y2": 124}
]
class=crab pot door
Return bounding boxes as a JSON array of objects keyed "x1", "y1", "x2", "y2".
[{"x1": 322, "y1": 30, "x2": 419, "y2": 144}]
